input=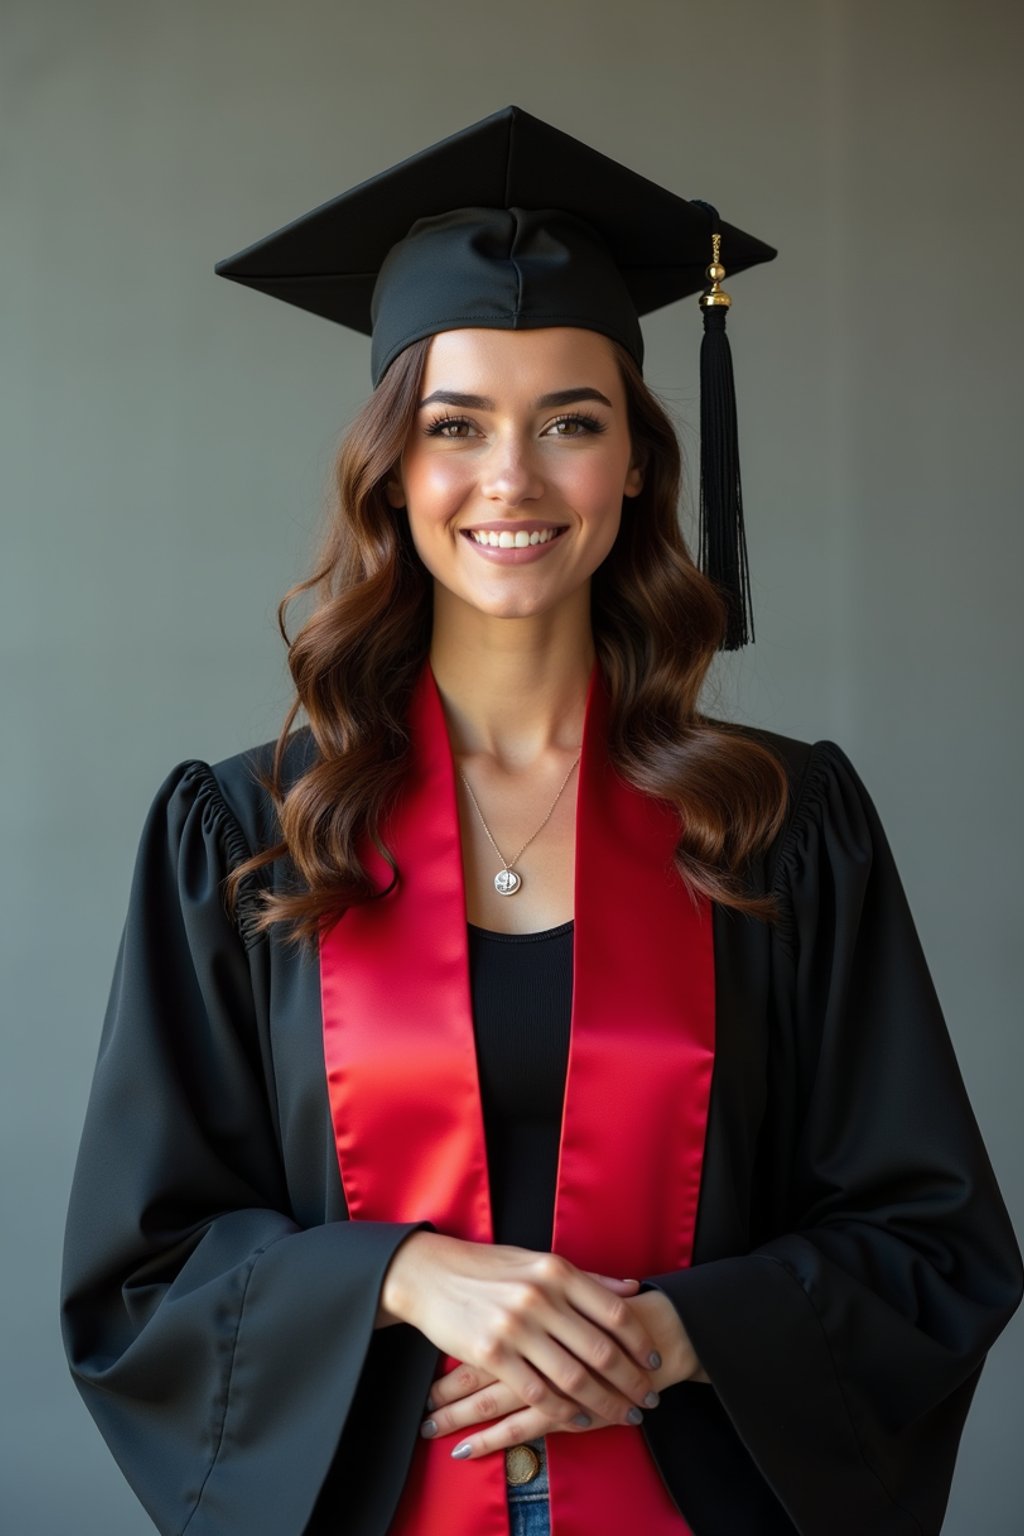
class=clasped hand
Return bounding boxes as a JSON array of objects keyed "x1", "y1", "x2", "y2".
[{"x1": 380, "y1": 1231, "x2": 708, "y2": 1463}]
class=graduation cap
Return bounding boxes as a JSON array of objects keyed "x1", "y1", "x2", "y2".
[{"x1": 215, "y1": 104, "x2": 776, "y2": 648}]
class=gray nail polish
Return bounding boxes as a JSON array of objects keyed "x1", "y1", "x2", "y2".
[
  {"x1": 425, "y1": 1396, "x2": 436, "y2": 1412},
  {"x1": 572, "y1": 1412, "x2": 592, "y2": 1427},
  {"x1": 626, "y1": 1406, "x2": 644, "y2": 1425},
  {"x1": 420, "y1": 1419, "x2": 438, "y2": 1438},
  {"x1": 648, "y1": 1351, "x2": 661, "y2": 1369},
  {"x1": 451, "y1": 1440, "x2": 473, "y2": 1459},
  {"x1": 643, "y1": 1391, "x2": 660, "y2": 1408}
]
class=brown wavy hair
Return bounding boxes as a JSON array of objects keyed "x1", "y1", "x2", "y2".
[{"x1": 225, "y1": 333, "x2": 790, "y2": 951}]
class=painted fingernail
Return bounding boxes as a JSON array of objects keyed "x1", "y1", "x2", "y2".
[
  {"x1": 626, "y1": 1406, "x2": 644, "y2": 1425},
  {"x1": 648, "y1": 1351, "x2": 661, "y2": 1369},
  {"x1": 572, "y1": 1412, "x2": 592, "y2": 1427},
  {"x1": 425, "y1": 1396, "x2": 436, "y2": 1411},
  {"x1": 644, "y1": 1391, "x2": 660, "y2": 1408},
  {"x1": 420, "y1": 1420, "x2": 438, "y2": 1438},
  {"x1": 451, "y1": 1440, "x2": 473, "y2": 1459}
]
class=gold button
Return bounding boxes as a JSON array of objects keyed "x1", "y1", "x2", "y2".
[{"x1": 504, "y1": 1443, "x2": 541, "y2": 1486}]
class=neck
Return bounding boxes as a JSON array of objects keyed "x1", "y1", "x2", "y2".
[{"x1": 427, "y1": 593, "x2": 595, "y2": 767}]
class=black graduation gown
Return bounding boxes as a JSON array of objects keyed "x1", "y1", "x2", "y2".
[{"x1": 60, "y1": 722, "x2": 1023, "y2": 1536}]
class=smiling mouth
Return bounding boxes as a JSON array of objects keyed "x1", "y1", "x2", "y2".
[{"x1": 462, "y1": 527, "x2": 568, "y2": 549}]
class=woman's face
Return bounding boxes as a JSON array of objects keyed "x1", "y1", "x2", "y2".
[{"x1": 386, "y1": 326, "x2": 643, "y2": 625}]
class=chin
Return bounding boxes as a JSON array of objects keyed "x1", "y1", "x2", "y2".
[
  {"x1": 472, "y1": 599, "x2": 556, "y2": 621},
  {"x1": 440, "y1": 576, "x2": 557, "y2": 616}
]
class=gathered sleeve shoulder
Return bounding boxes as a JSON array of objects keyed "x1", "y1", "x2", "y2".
[
  {"x1": 60, "y1": 759, "x2": 435, "y2": 1536},
  {"x1": 640, "y1": 739, "x2": 1023, "y2": 1535}
]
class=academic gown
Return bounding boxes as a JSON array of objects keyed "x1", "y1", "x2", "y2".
[{"x1": 60, "y1": 661, "x2": 1023, "y2": 1536}]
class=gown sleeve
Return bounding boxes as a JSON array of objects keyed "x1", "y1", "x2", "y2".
[
  {"x1": 60, "y1": 759, "x2": 436, "y2": 1536},
  {"x1": 639, "y1": 739, "x2": 1023, "y2": 1536}
]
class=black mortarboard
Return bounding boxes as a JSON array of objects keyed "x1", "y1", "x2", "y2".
[{"x1": 215, "y1": 105, "x2": 777, "y2": 648}]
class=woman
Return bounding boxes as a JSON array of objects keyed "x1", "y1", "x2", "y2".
[{"x1": 61, "y1": 106, "x2": 1022, "y2": 1536}]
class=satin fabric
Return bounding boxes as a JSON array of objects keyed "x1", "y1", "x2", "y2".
[{"x1": 319, "y1": 659, "x2": 714, "y2": 1535}]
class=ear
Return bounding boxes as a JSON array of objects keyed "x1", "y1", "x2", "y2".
[
  {"x1": 384, "y1": 474, "x2": 406, "y2": 509},
  {"x1": 623, "y1": 459, "x2": 644, "y2": 499}
]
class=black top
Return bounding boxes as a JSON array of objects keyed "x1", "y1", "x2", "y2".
[{"x1": 467, "y1": 919, "x2": 574, "y2": 1252}]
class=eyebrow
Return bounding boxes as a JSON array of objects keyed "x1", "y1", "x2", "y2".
[{"x1": 417, "y1": 387, "x2": 614, "y2": 411}]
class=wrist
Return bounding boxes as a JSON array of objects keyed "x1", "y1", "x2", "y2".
[
  {"x1": 629, "y1": 1287, "x2": 706, "y2": 1388},
  {"x1": 378, "y1": 1228, "x2": 447, "y2": 1329}
]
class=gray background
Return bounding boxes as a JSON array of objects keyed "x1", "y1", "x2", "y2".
[{"x1": 3, "y1": 0, "x2": 1022, "y2": 1530}]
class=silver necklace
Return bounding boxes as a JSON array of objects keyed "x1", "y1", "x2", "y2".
[{"x1": 458, "y1": 752, "x2": 581, "y2": 897}]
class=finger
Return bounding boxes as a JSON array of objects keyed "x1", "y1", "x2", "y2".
[
  {"x1": 420, "y1": 1379, "x2": 522, "y2": 1440},
  {"x1": 447, "y1": 1402, "x2": 608, "y2": 1462},
  {"x1": 512, "y1": 1313, "x2": 657, "y2": 1428},
  {"x1": 480, "y1": 1274, "x2": 656, "y2": 1429},
  {"x1": 583, "y1": 1272, "x2": 640, "y2": 1294},
  {"x1": 558, "y1": 1261, "x2": 662, "y2": 1374},
  {"x1": 431, "y1": 1269, "x2": 656, "y2": 1433},
  {"x1": 429, "y1": 1351, "x2": 577, "y2": 1431},
  {"x1": 426, "y1": 1361, "x2": 499, "y2": 1413},
  {"x1": 462, "y1": 1320, "x2": 585, "y2": 1436},
  {"x1": 527, "y1": 1257, "x2": 662, "y2": 1412}
]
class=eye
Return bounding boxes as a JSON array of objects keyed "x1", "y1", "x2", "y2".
[
  {"x1": 424, "y1": 414, "x2": 477, "y2": 439},
  {"x1": 546, "y1": 413, "x2": 607, "y2": 437}
]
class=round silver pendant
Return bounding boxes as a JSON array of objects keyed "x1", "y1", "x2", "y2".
[{"x1": 494, "y1": 867, "x2": 521, "y2": 897}]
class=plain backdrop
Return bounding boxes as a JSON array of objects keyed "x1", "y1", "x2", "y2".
[{"x1": 2, "y1": 1, "x2": 1022, "y2": 1531}]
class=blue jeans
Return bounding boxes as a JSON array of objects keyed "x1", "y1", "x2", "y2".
[{"x1": 506, "y1": 1436, "x2": 550, "y2": 1536}]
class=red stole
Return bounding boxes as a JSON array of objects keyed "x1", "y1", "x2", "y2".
[{"x1": 319, "y1": 658, "x2": 714, "y2": 1536}]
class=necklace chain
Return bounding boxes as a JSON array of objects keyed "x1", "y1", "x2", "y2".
[{"x1": 458, "y1": 751, "x2": 582, "y2": 896}]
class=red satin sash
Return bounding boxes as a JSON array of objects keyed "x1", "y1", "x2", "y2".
[{"x1": 319, "y1": 659, "x2": 714, "y2": 1536}]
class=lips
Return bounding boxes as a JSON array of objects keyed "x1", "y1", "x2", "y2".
[
  {"x1": 460, "y1": 523, "x2": 569, "y2": 564},
  {"x1": 463, "y1": 519, "x2": 569, "y2": 534},
  {"x1": 463, "y1": 526, "x2": 567, "y2": 549}
]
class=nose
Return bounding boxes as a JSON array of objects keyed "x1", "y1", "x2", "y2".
[{"x1": 479, "y1": 433, "x2": 545, "y2": 507}]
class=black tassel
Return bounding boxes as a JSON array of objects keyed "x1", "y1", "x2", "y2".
[{"x1": 693, "y1": 203, "x2": 755, "y2": 650}]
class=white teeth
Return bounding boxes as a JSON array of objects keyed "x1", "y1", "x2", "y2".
[{"x1": 469, "y1": 527, "x2": 561, "y2": 547}]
